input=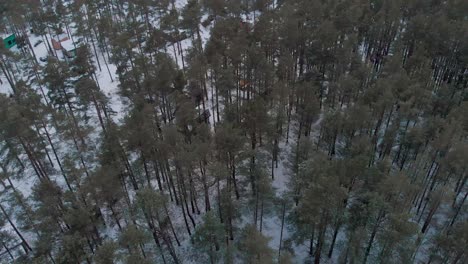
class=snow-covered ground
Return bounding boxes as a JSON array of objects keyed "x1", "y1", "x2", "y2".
[
  {"x1": 0, "y1": 10, "x2": 337, "y2": 261},
  {"x1": 1, "y1": 2, "x2": 461, "y2": 263}
]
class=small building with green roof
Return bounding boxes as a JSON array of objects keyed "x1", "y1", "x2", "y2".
[{"x1": 1, "y1": 33, "x2": 17, "y2": 49}]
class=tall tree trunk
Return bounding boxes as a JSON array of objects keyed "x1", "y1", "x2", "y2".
[
  {"x1": 314, "y1": 215, "x2": 327, "y2": 264},
  {"x1": 363, "y1": 211, "x2": 383, "y2": 264},
  {"x1": 0, "y1": 203, "x2": 32, "y2": 253},
  {"x1": 278, "y1": 200, "x2": 286, "y2": 258},
  {"x1": 328, "y1": 221, "x2": 342, "y2": 258},
  {"x1": 200, "y1": 161, "x2": 211, "y2": 212},
  {"x1": 450, "y1": 190, "x2": 467, "y2": 227}
]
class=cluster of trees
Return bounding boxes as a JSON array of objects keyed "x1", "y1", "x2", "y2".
[{"x1": 0, "y1": 0, "x2": 467, "y2": 263}]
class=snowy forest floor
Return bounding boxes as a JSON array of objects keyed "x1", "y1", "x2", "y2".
[{"x1": 1, "y1": 1, "x2": 466, "y2": 263}]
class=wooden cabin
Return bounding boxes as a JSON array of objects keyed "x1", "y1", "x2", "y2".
[{"x1": 61, "y1": 39, "x2": 77, "y2": 58}]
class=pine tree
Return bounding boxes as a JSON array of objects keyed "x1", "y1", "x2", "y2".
[
  {"x1": 192, "y1": 211, "x2": 224, "y2": 264},
  {"x1": 239, "y1": 224, "x2": 274, "y2": 264}
]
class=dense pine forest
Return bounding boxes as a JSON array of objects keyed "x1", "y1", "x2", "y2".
[{"x1": 0, "y1": 0, "x2": 467, "y2": 263}]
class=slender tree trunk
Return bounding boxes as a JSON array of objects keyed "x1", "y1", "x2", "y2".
[
  {"x1": 166, "y1": 161, "x2": 179, "y2": 205},
  {"x1": 152, "y1": 160, "x2": 163, "y2": 191},
  {"x1": 177, "y1": 168, "x2": 196, "y2": 228},
  {"x1": 231, "y1": 162, "x2": 240, "y2": 200},
  {"x1": 109, "y1": 204, "x2": 122, "y2": 231},
  {"x1": 0, "y1": 60, "x2": 16, "y2": 93},
  {"x1": 363, "y1": 212, "x2": 383, "y2": 264},
  {"x1": 309, "y1": 226, "x2": 315, "y2": 256},
  {"x1": 450, "y1": 190, "x2": 467, "y2": 227},
  {"x1": 175, "y1": 169, "x2": 192, "y2": 236},
  {"x1": 163, "y1": 201, "x2": 181, "y2": 247},
  {"x1": 314, "y1": 215, "x2": 327, "y2": 264},
  {"x1": 2, "y1": 241, "x2": 14, "y2": 260},
  {"x1": 200, "y1": 161, "x2": 211, "y2": 212},
  {"x1": 328, "y1": 222, "x2": 342, "y2": 258},
  {"x1": 0, "y1": 203, "x2": 32, "y2": 253},
  {"x1": 40, "y1": 121, "x2": 73, "y2": 191},
  {"x1": 145, "y1": 216, "x2": 168, "y2": 264},
  {"x1": 259, "y1": 197, "x2": 265, "y2": 233},
  {"x1": 422, "y1": 202, "x2": 440, "y2": 233}
]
